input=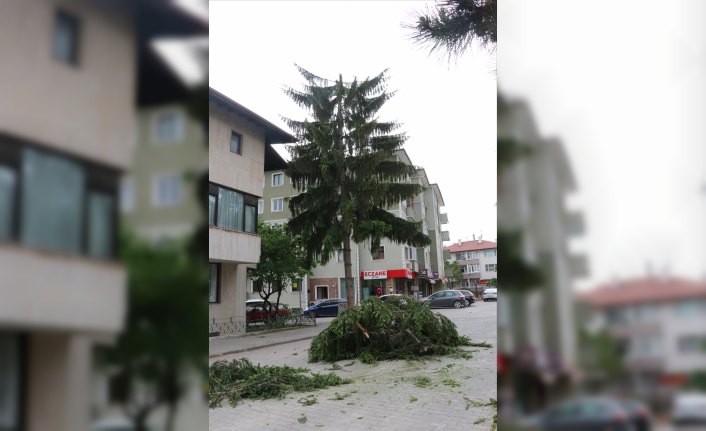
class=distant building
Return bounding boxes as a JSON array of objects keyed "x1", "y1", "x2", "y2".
[
  {"x1": 208, "y1": 88, "x2": 295, "y2": 335},
  {"x1": 445, "y1": 238, "x2": 497, "y2": 296},
  {"x1": 257, "y1": 149, "x2": 449, "y2": 306},
  {"x1": 579, "y1": 276, "x2": 706, "y2": 396}
]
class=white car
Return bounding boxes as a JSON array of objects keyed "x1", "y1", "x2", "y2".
[
  {"x1": 483, "y1": 288, "x2": 497, "y2": 302},
  {"x1": 672, "y1": 392, "x2": 706, "y2": 425}
]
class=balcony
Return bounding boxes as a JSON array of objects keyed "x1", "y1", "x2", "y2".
[
  {"x1": 441, "y1": 230, "x2": 450, "y2": 241},
  {"x1": 564, "y1": 210, "x2": 585, "y2": 237},
  {"x1": 568, "y1": 253, "x2": 589, "y2": 278},
  {"x1": 209, "y1": 226, "x2": 261, "y2": 264},
  {"x1": 439, "y1": 213, "x2": 449, "y2": 225},
  {"x1": 0, "y1": 244, "x2": 126, "y2": 333}
]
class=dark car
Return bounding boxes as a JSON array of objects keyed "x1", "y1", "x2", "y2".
[
  {"x1": 618, "y1": 399, "x2": 651, "y2": 431},
  {"x1": 420, "y1": 290, "x2": 466, "y2": 309},
  {"x1": 302, "y1": 298, "x2": 347, "y2": 318},
  {"x1": 458, "y1": 290, "x2": 476, "y2": 306},
  {"x1": 379, "y1": 294, "x2": 410, "y2": 306},
  {"x1": 538, "y1": 397, "x2": 634, "y2": 431}
]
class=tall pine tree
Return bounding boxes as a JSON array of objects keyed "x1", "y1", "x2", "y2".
[{"x1": 283, "y1": 66, "x2": 430, "y2": 308}]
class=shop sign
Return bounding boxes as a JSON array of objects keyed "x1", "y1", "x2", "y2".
[{"x1": 362, "y1": 270, "x2": 387, "y2": 280}]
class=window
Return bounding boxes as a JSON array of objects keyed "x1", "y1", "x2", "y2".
[
  {"x1": 271, "y1": 198, "x2": 284, "y2": 212},
  {"x1": 373, "y1": 246, "x2": 385, "y2": 260},
  {"x1": 209, "y1": 263, "x2": 219, "y2": 303},
  {"x1": 209, "y1": 183, "x2": 258, "y2": 233},
  {"x1": 152, "y1": 174, "x2": 182, "y2": 207},
  {"x1": 336, "y1": 249, "x2": 344, "y2": 262},
  {"x1": 154, "y1": 111, "x2": 184, "y2": 143},
  {"x1": 468, "y1": 251, "x2": 478, "y2": 259},
  {"x1": 272, "y1": 172, "x2": 284, "y2": 187},
  {"x1": 339, "y1": 278, "x2": 347, "y2": 298},
  {"x1": 0, "y1": 334, "x2": 22, "y2": 429},
  {"x1": 53, "y1": 10, "x2": 80, "y2": 65},
  {"x1": 119, "y1": 177, "x2": 134, "y2": 213},
  {"x1": 0, "y1": 166, "x2": 17, "y2": 240},
  {"x1": 470, "y1": 264, "x2": 480, "y2": 273},
  {"x1": 677, "y1": 335, "x2": 706, "y2": 354},
  {"x1": 485, "y1": 264, "x2": 497, "y2": 272},
  {"x1": 87, "y1": 191, "x2": 114, "y2": 258},
  {"x1": 316, "y1": 285, "x2": 329, "y2": 300},
  {"x1": 675, "y1": 300, "x2": 703, "y2": 318},
  {"x1": 230, "y1": 131, "x2": 242, "y2": 155},
  {"x1": 257, "y1": 199, "x2": 264, "y2": 214},
  {"x1": 484, "y1": 249, "x2": 497, "y2": 257}
]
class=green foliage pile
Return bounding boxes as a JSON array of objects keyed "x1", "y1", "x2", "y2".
[
  {"x1": 209, "y1": 358, "x2": 351, "y2": 408},
  {"x1": 308, "y1": 296, "x2": 471, "y2": 363}
]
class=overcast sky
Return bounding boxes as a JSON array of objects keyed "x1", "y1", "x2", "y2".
[
  {"x1": 499, "y1": 0, "x2": 706, "y2": 289},
  {"x1": 210, "y1": 1, "x2": 497, "y2": 246}
]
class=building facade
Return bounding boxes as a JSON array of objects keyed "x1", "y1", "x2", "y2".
[
  {"x1": 208, "y1": 88, "x2": 295, "y2": 334},
  {"x1": 579, "y1": 277, "x2": 706, "y2": 397},
  {"x1": 257, "y1": 149, "x2": 449, "y2": 307},
  {"x1": 0, "y1": 1, "x2": 135, "y2": 429},
  {"x1": 446, "y1": 238, "x2": 498, "y2": 296}
]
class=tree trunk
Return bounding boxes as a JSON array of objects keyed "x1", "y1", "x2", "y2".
[{"x1": 342, "y1": 234, "x2": 355, "y2": 308}]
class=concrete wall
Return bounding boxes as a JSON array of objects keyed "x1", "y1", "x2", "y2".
[
  {"x1": 0, "y1": 0, "x2": 135, "y2": 169},
  {"x1": 209, "y1": 227, "x2": 261, "y2": 264},
  {"x1": 209, "y1": 103, "x2": 266, "y2": 197},
  {"x1": 209, "y1": 263, "x2": 247, "y2": 326}
]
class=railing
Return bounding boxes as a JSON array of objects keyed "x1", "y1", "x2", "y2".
[{"x1": 209, "y1": 314, "x2": 316, "y2": 337}]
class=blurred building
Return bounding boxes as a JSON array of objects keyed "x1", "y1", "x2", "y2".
[
  {"x1": 579, "y1": 276, "x2": 706, "y2": 398},
  {"x1": 497, "y1": 95, "x2": 588, "y2": 414},
  {"x1": 256, "y1": 149, "x2": 449, "y2": 308},
  {"x1": 208, "y1": 88, "x2": 296, "y2": 335},
  {"x1": 445, "y1": 238, "x2": 497, "y2": 297}
]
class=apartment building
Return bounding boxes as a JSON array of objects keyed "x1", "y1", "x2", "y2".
[
  {"x1": 208, "y1": 88, "x2": 296, "y2": 334},
  {"x1": 258, "y1": 149, "x2": 448, "y2": 305},
  {"x1": 497, "y1": 95, "x2": 588, "y2": 413},
  {"x1": 0, "y1": 1, "x2": 140, "y2": 429},
  {"x1": 579, "y1": 276, "x2": 706, "y2": 397},
  {"x1": 446, "y1": 238, "x2": 498, "y2": 296}
]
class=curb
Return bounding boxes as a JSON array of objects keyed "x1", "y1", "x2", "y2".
[{"x1": 209, "y1": 334, "x2": 318, "y2": 359}]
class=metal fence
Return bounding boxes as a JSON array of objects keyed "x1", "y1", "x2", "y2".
[{"x1": 209, "y1": 314, "x2": 316, "y2": 336}]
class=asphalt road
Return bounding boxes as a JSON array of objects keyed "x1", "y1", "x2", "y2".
[{"x1": 210, "y1": 301, "x2": 498, "y2": 431}]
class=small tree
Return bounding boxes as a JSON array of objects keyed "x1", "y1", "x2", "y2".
[
  {"x1": 248, "y1": 222, "x2": 312, "y2": 317},
  {"x1": 578, "y1": 327, "x2": 624, "y2": 391},
  {"x1": 444, "y1": 260, "x2": 464, "y2": 288}
]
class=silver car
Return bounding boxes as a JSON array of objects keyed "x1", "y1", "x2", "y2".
[{"x1": 483, "y1": 287, "x2": 497, "y2": 302}]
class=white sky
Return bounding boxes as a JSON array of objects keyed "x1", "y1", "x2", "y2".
[
  {"x1": 499, "y1": 0, "x2": 706, "y2": 289},
  {"x1": 209, "y1": 1, "x2": 497, "y2": 245}
]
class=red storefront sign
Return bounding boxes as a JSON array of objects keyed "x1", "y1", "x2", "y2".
[
  {"x1": 479, "y1": 279, "x2": 490, "y2": 285},
  {"x1": 361, "y1": 269, "x2": 415, "y2": 280}
]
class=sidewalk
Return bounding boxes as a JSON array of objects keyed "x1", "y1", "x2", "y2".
[{"x1": 209, "y1": 318, "x2": 333, "y2": 359}]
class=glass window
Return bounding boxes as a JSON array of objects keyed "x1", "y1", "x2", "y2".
[
  {"x1": 675, "y1": 300, "x2": 702, "y2": 318},
  {"x1": 373, "y1": 246, "x2": 385, "y2": 260},
  {"x1": 485, "y1": 264, "x2": 497, "y2": 272},
  {"x1": 0, "y1": 166, "x2": 16, "y2": 240},
  {"x1": 230, "y1": 132, "x2": 242, "y2": 155},
  {"x1": 336, "y1": 250, "x2": 344, "y2": 262},
  {"x1": 257, "y1": 199, "x2": 264, "y2": 214},
  {"x1": 53, "y1": 10, "x2": 79, "y2": 65},
  {"x1": 21, "y1": 147, "x2": 84, "y2": 254},
  {"x1": 484, "y1": 249, "x2": 497, "y2": 257},
  {"x1": 272, "y1": 173, "x2": 284, "y2": 187},
  {"x1": 209, "y1": 263, "x2": 219, "y2": 303},
  {"x1": 339, "y1": 278, "x2": 347, "y2": 298},
  {"x1": 271, "y1": 198, "x2": 284, "y2": 212},
  {"x1": 0, "y1": 334, "x2": 21, "y2": 429},
  {"x1": 244, "y1": 205, "x2": 257, "y2": 233},
  {"x1": 119, "y1": 177, "x2": 134, "y2": 213},
  {"x1": 208, "y1": 194, "x2": 216, "y2": 225},
  {"x1": 154, "y1": 111, "x2": 183, "y2": 143},
  {"x1": 87, "y1": 191, "x2": 114, "y2": 258},
  {"x1": 153, "y1": 174, "x2": 182, "y2": 207},
  {"x1": 217, "y1": 188, "x2": 244, "y2": 231}
]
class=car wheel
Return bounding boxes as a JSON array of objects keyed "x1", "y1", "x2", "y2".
[
  {"x1": 311, "y1": 311, "x2": 316, "y2": 319},
  {"x1": 466, "y1": 300, "x2": 471, "y2": 306},
  {"x1": 453, "y1": 300, "x2": 462, "y2": 309}
]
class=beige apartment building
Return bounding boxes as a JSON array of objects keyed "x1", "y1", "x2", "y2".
[
  {"x1": 208, "y1": 88, "x2": 295, "y2": 335},
  {"x1": 0, "y1": 1, "x2": 134, "y2": 430},
  {"x1": 258, "y1": 149, "x2": 449, "y2": 306},
  {"x1": 446, "y1": 238, "x2": 498, "y2": 296}
]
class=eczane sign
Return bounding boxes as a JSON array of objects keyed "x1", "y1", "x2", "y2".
[{"x1": 362, "y1": 270, "x2": 387, "y2": 280}]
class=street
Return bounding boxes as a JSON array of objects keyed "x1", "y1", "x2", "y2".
[{"x1": 209, "y1": 301, "x2": 497, "y2": 431}]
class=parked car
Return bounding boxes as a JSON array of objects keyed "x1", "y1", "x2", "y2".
[
  {"x1": 483, "y1": 287, "x2": 497, "y2": 301},
  {"x1": 246, "y1": 302, "x2": 287, "y2": 323},
  {"x1": 671, "y1": 392, "x2": 706, "y2": 426},
  {"x1": 302, "y1": 298, "x2": 347, "y2": 318},
  {"x1": 457, "y1": 290, "x2": 476, "y2": 306},
  {"x1": 537, "y1": 397, "x2": 635, "y2": 431},
  {"x1": 420, "y1": 290, "x2": 467, "y2": 309},
  {"x1": 379, "y1": 294, "x2": 409, "y2": 306},
  {"x1": 618, "y1": 399, "x2": 652, "y2": 431}
]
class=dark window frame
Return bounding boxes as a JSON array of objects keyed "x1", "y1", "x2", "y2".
[
  {"x1": 53, "y1": 9, "x2": 81, "y2": 66},
  {"x1": 209, "y1": 262, "x2": 220, "y2": 304},
  {"x1": 373, "y1": 246, "x2": 385, "y2": 260},
  {"x1": 209, "y1": 182, "x2": 258, "y2": 233},
  {"x1": 230, "y1": 131, "x2": 242, "y2": 155}
]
